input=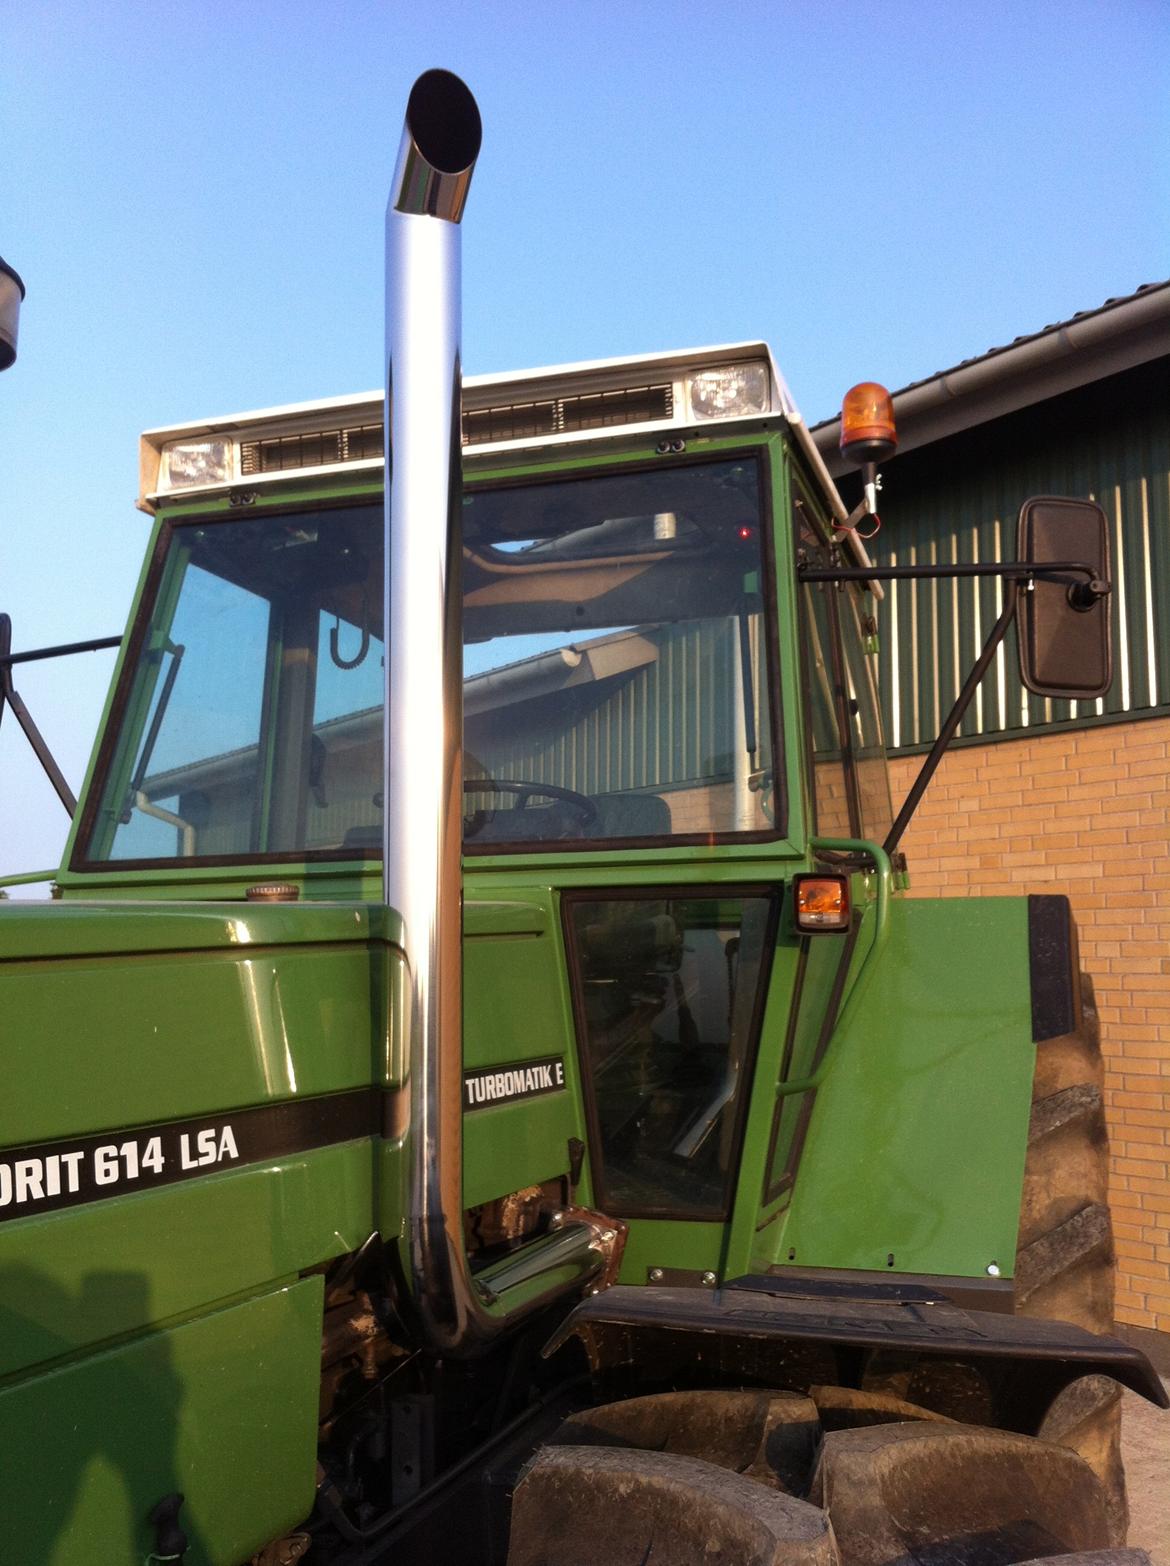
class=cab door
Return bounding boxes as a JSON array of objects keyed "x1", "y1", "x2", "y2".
[{"x1": 561, "y1": 887, "x2": 780, "y2": 1285}]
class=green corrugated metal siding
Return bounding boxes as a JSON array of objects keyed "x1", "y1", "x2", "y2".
[
  {"x1": 472, "y1": 618, "x2": 768, "y2": 794},
  {"x1": 867, "y1": 359, "x2": 1170, "y2": 751}
]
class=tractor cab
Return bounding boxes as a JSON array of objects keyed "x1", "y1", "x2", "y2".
[{"x1": 72, "y1": 346, "x2": 887, "y2": 881}]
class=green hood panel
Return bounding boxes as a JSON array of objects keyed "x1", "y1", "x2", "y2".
[
  {"x1": 0, "y1": 901, "x2": 414, "y2": 1151},
  {"x1": 0, "y1": 1276, "x2": 322, "y2": 1565},
  {"x1": 0, "y1": 899, "x2": 403, "y2": 961},
  {"x1": 0, "y1": 1141, "x2": 373, "y2": 1381}
]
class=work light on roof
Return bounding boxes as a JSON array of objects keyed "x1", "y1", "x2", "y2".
[
  {"x1": 161, "y1": 438, "x2": 233, "y2": 490},
  {"x1": 686, "y1": 363, "x2": 770, "y2": 422}
]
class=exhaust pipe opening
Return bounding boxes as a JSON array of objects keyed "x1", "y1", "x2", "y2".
[
  {"x1": 393, "y1": 69, "x2": 483, "y2": 223},
  {"x1": 406, "y1": 69, "x2": 482, "y2": 175}
]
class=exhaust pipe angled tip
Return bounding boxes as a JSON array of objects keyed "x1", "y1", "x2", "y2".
[{"x1": 392, "y1": 69, "x2": 483, "y2": 223}]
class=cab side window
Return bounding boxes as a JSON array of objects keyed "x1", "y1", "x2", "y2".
[
  {"x1": 837, "y1": 585, "x2": 894, "y2": 847},
  {"x1": 795, "y1": 495, "x2": 856, "y2": 839},
  {"x1": 794, "y1": 494, "x2": 894, "y2": 846}
]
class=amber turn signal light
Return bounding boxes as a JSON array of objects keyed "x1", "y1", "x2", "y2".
[
  {"x1": 793, "y1": 873, "x2": 851, "y2": 933},
  {"x1": 840, "y1": 382, "x2": 897, "y2": 465}
]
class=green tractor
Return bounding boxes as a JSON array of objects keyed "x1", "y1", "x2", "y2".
[{"x1": 0, "y1": 70, "x2": 1163, "y2": 1566}]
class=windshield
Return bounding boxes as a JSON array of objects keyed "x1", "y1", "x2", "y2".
[
  {"x1": 78, "y1": 455, "x2": 778, "y2": 866},
  {"x1": 81, "y1": 505, "x2": 386, "y2": 863},
  {"x1": 462, "y1": 456, "x2": 776, "y2": 847}
]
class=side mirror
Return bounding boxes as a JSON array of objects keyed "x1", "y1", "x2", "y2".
[
  {"x1": 0, "y1": 255, "x2": 24, "y2": 372},
  {"x1": 1016, "y1": 496, "x2": 1112, "y2": 700}
]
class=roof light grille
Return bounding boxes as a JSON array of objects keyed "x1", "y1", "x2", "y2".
[
  {"x1": 461, "y1": 382, "x2": 673, "y2": 445},
  {"x1": 560, "y1": 382, "x2": 674, "y2": 432},
  {"x1": 240, "y1": 422, "x2": 384, "y2": 475},
  {"x1": 233, "y1": 383, "x2": 676, "y2": 477},
  {"x1": 461, "y1": 399, "x2": 558, "y2": 445}
]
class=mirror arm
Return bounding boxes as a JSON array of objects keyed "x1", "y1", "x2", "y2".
[
  {"x1": 883, "y1": 587, "x2": 1019, "y2": 858},
  {"x1": 0, "y1": 632, "x2": 123, "y2": 666},
  {"x1": 798, "y1": 560, "x2": 1108, "y2": 593},
  {"x1": 0, "y1": 614, "x2": 122, "y2": 819}
]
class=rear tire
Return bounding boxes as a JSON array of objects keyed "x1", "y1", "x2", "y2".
[
  {"x1": 507, "y1": 1390, "x2": 1118, "y2": 1565},
  {"x1": 1016, "y1": 973, "x2": 1126, "y2": 1545}
]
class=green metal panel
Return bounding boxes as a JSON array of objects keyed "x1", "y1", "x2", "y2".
[
  {"x1": 0, "y1": 909, "x2": 378, "y2": 1144},
  {"x1": 759, "y1": 896, "x2": 1034, "y2": 1279},
  {"x1": 0, "y1": 899, "x2": 388, "y2": 1388},
  {"x1": 875, "y1": 360, "x2": 1170, "y2": 751},
  {"x1": 53, "y1": 862, "x2": 389, "y2": 902},
  {"x1": 617, "y1": 1218, "x2": 725, "y2": 1284},
  {"x1": 0, "y1": 898, "x2": 399, "y2": 960},
  {"x1": 462, "y1": 893, "x2": 592, "y2": 1210},
  {"x1": 0, "y1": 1276, "x2": 323, "y2": 1565},
  {"x1": 0, "y1": 1141, "x2": 372, "y2": 1379}
]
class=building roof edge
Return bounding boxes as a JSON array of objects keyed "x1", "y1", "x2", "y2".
[{"x1": 813, "y1": 281, "x2": 1170, "y2": 472}]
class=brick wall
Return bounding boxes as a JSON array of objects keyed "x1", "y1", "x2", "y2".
[
  {"x1": 658, "y1": 781, "x2": 773, "y2": 836},
  {"x1": 888, "y1": 715, "x2": 1170, "y2": 1330}
]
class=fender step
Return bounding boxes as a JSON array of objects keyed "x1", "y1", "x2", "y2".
[{"x1": 545, "y1": 1277, "x2": 1167, "y2": 1415}]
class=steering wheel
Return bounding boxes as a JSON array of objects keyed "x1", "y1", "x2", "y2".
[{"x1": 463, "y1": 778, "x2": 598, "y2": 833}]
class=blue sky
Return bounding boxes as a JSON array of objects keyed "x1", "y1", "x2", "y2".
[{"x1": 1, "y1": 0, "x2": 1167, "y2": 878}]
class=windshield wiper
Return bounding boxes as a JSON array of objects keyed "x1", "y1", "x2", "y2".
[{"x1": 121, "y1": 639, "x2": 185, "y2": 822}]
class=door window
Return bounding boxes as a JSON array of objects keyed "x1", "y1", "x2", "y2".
[{"x1": 566, "y1": 891, "x2": 774, "y2": 1218}]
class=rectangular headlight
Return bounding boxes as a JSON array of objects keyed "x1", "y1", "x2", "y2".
[
  {"x1": 160, "y1": 438, "x2": 233, "y2": 490},
  {"x1": 686, "y1": 363, "x2": 770, "y2": 422}
]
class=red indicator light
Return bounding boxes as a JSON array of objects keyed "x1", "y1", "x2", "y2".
[{"x1": 737, "y1": 526, "x2": 753, "y2": 540}]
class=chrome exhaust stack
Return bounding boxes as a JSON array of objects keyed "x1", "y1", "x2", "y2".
[{"x1": 384, "y1": 70, "x2": 605, "y2": 1353}]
